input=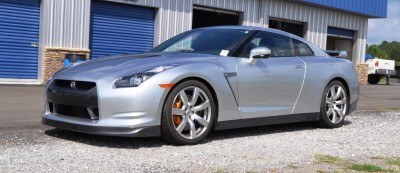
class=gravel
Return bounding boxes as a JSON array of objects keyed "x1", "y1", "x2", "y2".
[{"x1": 1, "y1": 110, "x2": 400, "y2": 172}]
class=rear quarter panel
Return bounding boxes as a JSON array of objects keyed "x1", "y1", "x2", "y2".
[{"x1": 293, "y1": 56, "x2": 359, "y2": 114}]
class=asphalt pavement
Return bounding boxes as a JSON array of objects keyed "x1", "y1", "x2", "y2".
[
  {"x1": 357, "y1": 83, "x2": 400, "y2": 110},
  {"x1": 0, "y1": 85, "x2": 43, "y2": 129}
]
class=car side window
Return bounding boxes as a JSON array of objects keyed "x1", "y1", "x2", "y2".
[
  {"x1": 292, "y1": 39, "x2": 314, "y2": 56},
  {"x1": 240, "y1": 31, "x2": 294, "y2": 58}
]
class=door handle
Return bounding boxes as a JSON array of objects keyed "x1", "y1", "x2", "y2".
[{"x1": 295, "y1": 64, "x2": 304, "y2": 69}]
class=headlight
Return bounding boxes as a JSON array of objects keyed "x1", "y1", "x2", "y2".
[{"x1": 114, "y1": 65, "x2": 178, "y2": 88}]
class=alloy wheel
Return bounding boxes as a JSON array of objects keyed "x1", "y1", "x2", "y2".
[
  {"x1": 325, "y1": 85, "x2": 347, "y2": 123},
  {"x1": 171, "y1": 86, "x2": 212, "y2": 139}
]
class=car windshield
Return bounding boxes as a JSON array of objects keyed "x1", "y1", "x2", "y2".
[{"x1": 151, "y1": 29, "x2": 252, "y2": 56}]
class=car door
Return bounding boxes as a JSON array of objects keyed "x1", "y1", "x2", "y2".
[{"x1": 236, "y1": 31, "x2": 305, "y2": 119}]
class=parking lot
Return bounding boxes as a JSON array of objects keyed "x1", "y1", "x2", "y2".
[{"x1": 1, "y1": 84, "x2": 400, "y2": 172}]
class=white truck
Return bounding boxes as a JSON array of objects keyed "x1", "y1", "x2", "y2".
[{"x1": 366, "y1": 58, "x2": 396, "y2": 84}]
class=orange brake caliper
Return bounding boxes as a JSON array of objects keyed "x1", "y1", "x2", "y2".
[{"x1": 173, "y1": 99, "x2": 183, "y2": 126}]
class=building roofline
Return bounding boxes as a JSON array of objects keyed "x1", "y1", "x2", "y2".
[{"x1": 292, "y1": 0, "x2": 388, "y2": 18}]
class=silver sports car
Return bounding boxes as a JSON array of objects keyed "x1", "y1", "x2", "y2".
[{"x1": 42, "y1": 26, "x2": 359, "y2": 145}]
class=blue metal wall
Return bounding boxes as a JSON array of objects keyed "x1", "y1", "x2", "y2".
[
  {"x1": 89, "y1": 0, "x2": 155, "y2": 59},
  {"x1": 300, "y1": 0, "x2": 388, "y2": 18},
  {"x1": 0, "y1": 0, "x2": 40, "y2": 79}
]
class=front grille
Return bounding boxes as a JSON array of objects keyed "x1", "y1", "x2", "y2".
[
  {"x1": 54, "y1": 80, "x2": 96, "y2": 90},
  {"x1": 47, "y1": 79, "x2": 99, "y2": 120},
  {"x1": 49, "y1": 102, "x2": 54, "y2": 113},
  {"x1": 48, "y1": 102, "x2": 99, "y2": 120}
]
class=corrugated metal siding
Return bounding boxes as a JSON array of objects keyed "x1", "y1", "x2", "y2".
[
  {"x1": 41, "y1": 0, "x2": 91, "y2": 49},
  {"x1": 263, "y1": 0, "x2": 368, "y2": 62},
  {"x1": 193, "y1": 0, "x2": 267, "y2": 27},
  {"x1": 0, "y1": 0, "x2": 40, "y2": 79},
  {"x1": 89, "y1": 0, "x2": 155, "y2": 58},
  {"x1": 300, "y1": 0, "x2": 388, "y2": 18},
  {"x1": 39, "y1": 0, "x2": 370, "y2": 62},
  {"x1": 156, "y1": 0, "x2": 267, "y2": 44},
  {"x1": 41, "y1": 0, "x2": 190, "y2": 47},
  {"x1": 155, "y1": 0, "x2": 193, "y2": 44},
  {"x1": 190, "y1": 0, "x2": 368, "y2": 62}
]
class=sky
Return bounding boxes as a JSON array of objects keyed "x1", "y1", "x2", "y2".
[{"x1": 367, "y1": 0, "x2": 400, "y2": 45}]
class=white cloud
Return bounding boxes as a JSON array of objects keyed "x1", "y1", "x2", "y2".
[{"x1": 367, "y1": 0, "x2": 400, "y2": 45}]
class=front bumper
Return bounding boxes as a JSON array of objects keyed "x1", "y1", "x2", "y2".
[
  {"x1": 348, "y1": 98, "x2": 358, "y2": 114},
  {"x1": 42, "y1": 113, "x2": 160, "y2": 137},
  {"x1": 42, "y1": 75, "x2": 170, "y2": 137}
]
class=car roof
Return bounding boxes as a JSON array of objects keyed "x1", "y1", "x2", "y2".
[{"x1": 201, "y1": 25, "x2": 293, "y2": 36}]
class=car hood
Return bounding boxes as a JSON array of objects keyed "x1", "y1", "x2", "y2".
[{"x1": 60, "y1": 52, "x2": 220, "y2": 78}]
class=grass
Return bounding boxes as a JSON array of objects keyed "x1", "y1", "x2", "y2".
[
  {"x1": 387, "y1": 158, "x2": 400, "y2": 167},
  {"x1": 378, "y1": 107, "x2": 400, "y2": 111},
  {"x1": 349, "y1": 163, "x2": 388, "y2": 172},
  {"x1": 315, "y1": 154, "x2": 346, "y2": 165},
  {"x1": 214, "y1": 169, "x2": 224, "y2": 173},
  {"x1": 379, "y1": 77, "x2": 389, "y2": 84},
  {"x1": 287, "y1": 163, "x2": 298, "y2": 169},
  {"x1": 315, "y1": 154, "x2": 397, "y2": 172},
  {"x1": 371, "y1": 156, "x2": 387, "y2": 160}
]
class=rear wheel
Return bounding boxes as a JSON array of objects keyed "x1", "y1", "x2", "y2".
[
  {"x1": 161, "y1": 80, "x2": 216, "y2": 145},
  {"x1": 368, "y1": 75, "x2": 380, "y2": 84},
  {"x1": 318, "y1": 80, "x2": 348, "y2": 128}
]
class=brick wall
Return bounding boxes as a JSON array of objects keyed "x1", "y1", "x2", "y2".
[
  {"x1": 356, "y1": 63, "x2": 368, "y2": 85},
  {"x1": 42, "y1": 47, "x2": 90, "y2": 83}
]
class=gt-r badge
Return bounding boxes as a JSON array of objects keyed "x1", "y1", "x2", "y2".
[{"x1": 70, "y1": 81, "x2": 76, "y2": 89}]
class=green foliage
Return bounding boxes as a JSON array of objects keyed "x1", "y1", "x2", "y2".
[
  {"x1": 349, "y1": 163, "x2": 388, "y2": 172},
  {"x1": 367, "y1": 41, "x2": 400, "y2": 63},
  {"x1": 368, "y1": 45, "x2": 388, "y2": 59},
  {"x1": 315, "y1": 154, "x2": 346, "y2": 164},
  {"x1": 314, "y1": 155, "x2": 397, "y2": 172},
  {"x1": 214, "y1": 170, "x2": 225, "y2": 173},
  {"x1": 387, "y1": 158, "x2": 400, "y2": 166}
]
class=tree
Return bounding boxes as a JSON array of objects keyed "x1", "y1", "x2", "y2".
[
  {"x1": 367, "y1": 45, "x2": 388, "y2": 59},
  {"x1": 378, "y1": 41, "x2": 400, "y2": 62},
  {"x1": 366, "y1": 41, "x2": 400, "y2": 64}
]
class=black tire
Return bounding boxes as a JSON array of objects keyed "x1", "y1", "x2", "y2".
[
  {"x1": 161, "y1": 80, "x2": 217, "y2": 145},
  {"x1": 368, "y1": 75, "x2": 380, "y2": 84},
  {"x1": 317, "y1": 80, "x2": 348, "y2": 128}
]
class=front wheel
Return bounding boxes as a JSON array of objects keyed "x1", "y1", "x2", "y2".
[
  {"x1": 161, "y1": 80, "x2": 216, "y2": 145},
  {"x1": 318, "y1": 80, "x2": 348, "y2": 128}
]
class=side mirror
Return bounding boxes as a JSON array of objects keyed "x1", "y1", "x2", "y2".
[
  {"x1": 249, "y1": 47, "x2": 271, "y2": 65},
  {"x1": 338, "y1": 51, "x2": 348, "y2": 59}
]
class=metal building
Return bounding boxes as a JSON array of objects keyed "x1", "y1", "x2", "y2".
[{"x1": 0, "y1": 0, "x2": 388, "y2": 84}]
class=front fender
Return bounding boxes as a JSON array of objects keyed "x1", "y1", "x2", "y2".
[{"x1": 144, "y1": 63, "x2": 240, "y2": 123}]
